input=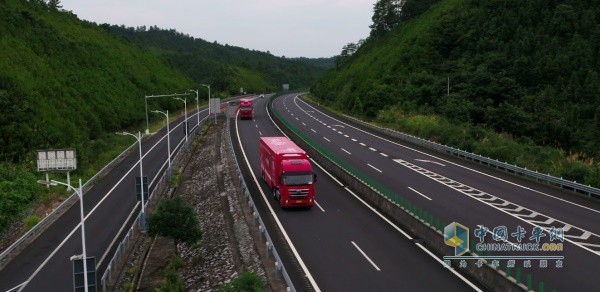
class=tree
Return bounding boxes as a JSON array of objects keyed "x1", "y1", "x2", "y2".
[
  {"x1": 148, "y1": 197, "x2": 203, "y2": 252},
  {"x1": 370, "y1": 0, "x2": 402, "y2": 37},
  {"x1": 399, "y1": 0, "x2": 441, "y2": 21},
  {"x1": 47, "y1": 0, "x2": 62, "y2": 10}
]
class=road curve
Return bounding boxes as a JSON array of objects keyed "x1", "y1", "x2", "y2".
[
  {"x1": 272, "y1": 94, "x2": 600, "y2": 291},
  {"x1": 234, "y1": 93, "x2": 479, "y2": 291}
]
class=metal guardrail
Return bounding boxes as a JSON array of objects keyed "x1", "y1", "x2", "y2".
[
  {"x1": 0, "y1": 98, "x2": 240, "y2": 272},
  {"x1": 272, "y1": 96, "x2": 529, "y2": 291},
  {"x1": 0, "y1": 140, "x2": 138, "y2": 271},
  {"x1": 338, "y1": 113, "x2": 600, "y2": 199},
  {"x1": 225, "y1": 118, "x2": 296, "y2": 292},
  {"x1": 100, "y1": 117, "x2": 207, "y2": 290}
]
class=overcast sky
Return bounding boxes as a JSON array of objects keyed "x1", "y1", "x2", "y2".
[{"x1": 60, "y1": 0, "x2": 376, "y2": 58}]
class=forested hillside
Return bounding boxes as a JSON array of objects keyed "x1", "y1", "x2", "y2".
[
  {"x1": 0, "y1": 0, "x2": 199, "y2": 231},
  {"x1": 106, "y1": 25, "x2": 327, "y2": 94},
  {"x1": 312, "y1": 0, "x2": 600, "y2": 185},
  {"x1": 0, "y1": 0, "x2": 196, "y2": 164}
]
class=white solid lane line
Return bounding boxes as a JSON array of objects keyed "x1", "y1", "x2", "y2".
[
  {"x1": 368, "y1": 164, "x2": 382, "y2": 173},
  {"x1": 294, "y1": 97, "x2": 600, "y2": 216},
  {"x1": 315, "y1": 201, "x2": 325, "y2": 212},
  {"x1": 351, "y1": 241, "x2": 381, "y2": 271},
  {"x1": 245, "y1": 104, "x2": 322, "y2": 291},
  {"x1": 342, "y1": 148, "x2": 351, "y2": 155},
  {"x1": 408, "y1": 187, "x2": 432, "y2": 201}
]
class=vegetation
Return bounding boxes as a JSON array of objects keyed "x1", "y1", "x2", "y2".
[
  {"x1": 148, "y1": 197, "x2": 203, "y2": 251},
  {"x1": 105, "y1": 25, "x2": 328, "y2": 95},
  {"x1": 219, "y1": 272, "x2": 264, "y2": 292},
  {"x1": 312, "y1": 0, "x2": 600, "y2": 186},
  {"x1": 0, "y1": 0, "x2": 327, "y2": 234},
  {"x1": 23, "y1": 215, "x2": 41, "y2": 231},
  {"x1": 157, "y1": 256, "x2": 186, "y2": 292},
  {"x1": 0, "y1": 163, "x2": 42, "y2": 231},
  {"x1": 0, "y1": 0, "x2": 195, "y2": 233}
]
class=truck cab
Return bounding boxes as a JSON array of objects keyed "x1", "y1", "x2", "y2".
[
  {"x1": 239, "y1": 98, "x2": 253, "y2": 119},
  {"x1": 260, "y1": 137, "x2": 316, "y2": 208}
]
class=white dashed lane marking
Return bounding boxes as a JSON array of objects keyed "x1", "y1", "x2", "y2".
[{"x1": 368, "y1": 164, "x2": 382, "y2": 173}]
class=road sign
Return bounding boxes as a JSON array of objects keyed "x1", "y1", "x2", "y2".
[
  {"x1": 210, "y1": 98, "x2": 221, "y2": 114},
  {"x1": 73, "y1": 256, "x2": 96, "y2": 292},
  {"x1": 136, "y1": 176, "x2": 149, "y2": 201},
  {"x1": 183, "y1": 121, "x2": 190, "y2": 134},
  {"x1": 37, "y1": 149, "x2": 77, "y2": 171}
]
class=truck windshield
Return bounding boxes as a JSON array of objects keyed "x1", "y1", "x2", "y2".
[
  {"x1": 283, "y1": 173, "x2": 313, "y2": 186},
  {"x1": 240, "y1": 106, "x2": 252, "y2": 111}
]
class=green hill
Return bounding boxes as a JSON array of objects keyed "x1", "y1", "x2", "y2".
[
  {"x1": 0, "y1": 0, "x2": 317, "y2": 233},
  {"x1": 0, "y1": 0, "x2": 195, "y2": 164},
  {"x1": 105, "y1": 25, "x2": 327, "y2": 94},
  {"x1": 0, "y1": 0, "x2": 201, "y2": 232},
  {"x1": 312, "y1": 0, "x2": 600, "y2": 185}
]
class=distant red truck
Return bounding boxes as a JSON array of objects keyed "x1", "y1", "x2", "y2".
[
  {"x1": 259, "y1": 137, "x2": 316, "y2": 208},
  {"x1": 239, "y1": 98, "x2": 253, "y2": 119}
]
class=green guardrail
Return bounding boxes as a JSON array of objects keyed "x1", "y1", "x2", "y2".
[
  {"x1": 270, "y1": 98, "x2": 447, "y2": 232},
  {"x1": 270, "y1": 94, "x2": 554, "y2": 292}
]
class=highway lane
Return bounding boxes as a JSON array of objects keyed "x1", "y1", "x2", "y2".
[
  {"x1": 0, "y1": 103, "x2": 210, "y2": 291},
  {"x1": 274, "y1": 94, "x2": 600, "y2": 291},
  {"x1": 288, "y1": 97, "x2": 600, "y2": 238},
  {"x1": 235, "y1": 94, "x2": 478, "y2": 291}
]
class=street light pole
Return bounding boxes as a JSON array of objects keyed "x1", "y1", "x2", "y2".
[
  {"x1": 187, "y1": 89, "x2": 199, "y2": 130},
  {"x1": 116, "y1": 131, "x2": 147, "y2": 231},
  {"x1": 144, "y1": 96, "x2": 149, "y2": 135},
  {"x1": 152, "y1": 110, "x2": 171, "y2": 170},
  {"x1": 144, "y1": 93, "x2": 190, "y2": 135},
  {"x1": 201, "y1": 84, "x2": 212, "y2": 123},
  {"x1": 174, "y1": 97, "x2": 188, "y2": 143},
  {"x1": 37, "y1": 179, "x2": 88, "y2": 292}
]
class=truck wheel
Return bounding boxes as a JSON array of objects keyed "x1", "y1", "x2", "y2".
[
  {"x1": 273, "y1": 188, "x2": 280, "y2": 201},
  {"x1": 272, "y1": 188, "x2": 277, "y2": 200}
]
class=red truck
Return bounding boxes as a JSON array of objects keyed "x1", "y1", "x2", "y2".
[
  {"x1": 239, "y1": 98, "x2": 253, "y2": 119},
  {"x1": 260, "y1": 137, "x2": 316, "y2": 208}
]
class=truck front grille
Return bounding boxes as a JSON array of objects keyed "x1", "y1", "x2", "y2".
[{"x1": 289, "y1": 189, "x2": 309, "y2": 198}]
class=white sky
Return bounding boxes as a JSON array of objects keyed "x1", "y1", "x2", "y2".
[{"x1": 60, "y1": 0, "x2": 376, "y2": 58}]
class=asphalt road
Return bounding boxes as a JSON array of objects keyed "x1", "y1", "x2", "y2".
[
  {"x1": 272, "y1": 94, "x2": 600, "y2": 291},
  {"x1": 0, "y1": 103, "x2": 209, "y2": 291},
  {"x1": 234, "y1": 93, "x2": 478, "y2": 291}
]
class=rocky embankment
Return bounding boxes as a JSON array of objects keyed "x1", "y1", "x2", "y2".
[{"x1": 115, "y1": 121, "x2": 284, "y2": 291}]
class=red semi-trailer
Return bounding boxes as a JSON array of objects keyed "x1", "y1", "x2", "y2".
[
  {"x1": 239, "y1": 98, "x2": 253, "y2": 119},
  {"x1": 260, "y1": 137, "x2": 316, "y2": 208}
]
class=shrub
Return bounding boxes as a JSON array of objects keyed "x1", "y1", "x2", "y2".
[{"x1": 220, "y1": 272, "x2": 264, "y2": 292}]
